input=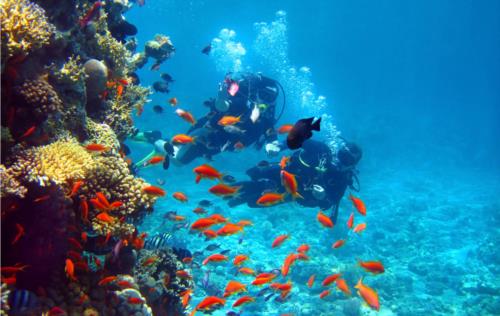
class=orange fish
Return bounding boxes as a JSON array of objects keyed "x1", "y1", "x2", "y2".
[
  {"x1": 142, "y1": 185, "x2": 166, "y2": 197},
  {"x1": 20, "y1": 126, "x2": 36, "y2": 139},
  {"x1": 148, "y1": 156, "x2": 164, "y2": 165},
  {"x1": 173, "y1": 192, "x2": 188, "y2": 202},
  {"x1": 117, "y1": 78, "x2": 129, "y2": 86},
  {"x1": 128, "y1": 297, "x2": 144, "y2": 305},
  {"x1": 279, "y1": 156, "x2": 290, "y2": 169},
  {"x1": 84, "y1": 143, "x2": 108, "y2": 152},
  {"x1": 176, "y1": 270, "x2": 192, "y2": 279},
  {"x1": 317, "y1": 211, "x2": 334, "y2": 228},
  {"x1": 202, "y1": 254, "x2": 228, "y2": 265},
  {"x1": 233, "y1": 141, "x2": 244, "y2": 151},
  {"x1": 355, "y1": 278, "x2": 380, "y2": 311},
  {"x1": 193, "y1": 164, "x2": 223, "y2": 183},
  {"x1": 98, "y1": 276, "x2": 117, "y2": 286},
  {"x1": 11, "y1": 223, "x2": 25, "y2": 245},
  {"x1": 281, "y1": 253, "x2": 298, "y2": 276},
  {"x1": 353, "y1": 223, "x2": 366, "y2": 233},
  {"x1": 272, "y1": 234, "x2": 289, "y2": 248},
  {"x1": 1, "y1": 276, "x2": 16, "y2": 285},
  {"x1": 209, "y1": 183, "x2": 240, "y2": 196},
  {"x1": 172, "y1": 134, "x2": 195, "y2": 144},
  {"x1": 238, "y1": 267, "x2": 255, "y2": 275},
  {"x1": 319, "y1": 290, "x2": 330, "y2": 299},
  {"x1": 251, "y1": 276, "x2": 275, "y2": 286},
  {"x1": 307, "y1": 274, "x2": 315, "y2": 288},
  {"x1": 208, "y1": 214, "x2": 228, "y2": 223},
  {"x1": 277, "y1": 124, "x2": 294, "y2": 134},
  {"x1": 109, "y1": 201, "x2": 123, "y2": 210},
  {"x1": 181, "y1": 289, "x2": 192, "y2": 308},
  {"x1": 216, "y1": 223, "x2": 243, "y2": 236},
  {"x1": 169, "y1": 97, "x2": 178, "y2": 106},
  {"x1": 68, "y1": 180, "x2": 84, "y2": 197},
  {"x1": 349, "y1": 194, "x2": 366, "y2": 216},
  {"x1": 335, "y1": 278, "x2": 351, "y2": 296},
  {"x1": 116, "y1": 84, "x2": 124, "y2": 98},
  {"x1": 233, "y1": 254, "x2": 249, "y2": 266},
  {"x1": 190, "y1": 218, "x2": 217, "y2": 231},
  {"x1": 322, "y1": 273, "x2": 342, "y2": 286},
  {"x1": 182, "y1": 257, "x2": 193, "y2": 264},
  {"x1": 142, "y1": 256, "x2": 158, "y2": 266},
  {"x1": 96, "y1": 212, "x2": 116, "y2": 223},
  {"x1": 281, "y1": 170, "x2": 302, "y2": 199},
  {"x1": 223, "y1": 280, "x2": 247, "y2": 297},
  {"x1": 90, "y1": 198, "x2": 108, "y2": 211},
  {"x1": 256, "y1": 192, "x2": 285, "y2": 206},
  {"x1": 81, "y1": 232, "x2": 88, "y2": 243},
  {"x1": 297, "y1": 244, "x2": 310, "y2": 253},
  {"x1": 65, "y1": 259, "x2": 77, "y2": 281},
  {"x1": 296, "y1": 253, "x2": 310, "y2": 261},
  {"x1": 170, "y1": 215, "x2": 186, "y2": 221},
  {"x1": 191, "y1": 296, "x2": 225, "y2": 315},
  {"x1": 332, "y1": 239, "x2": 345, "y2": 249},
  {"x1": 0, "y1": 263, "x2": 29, "y2": 274},
  {"x1": 236, "y1": 220, "x2": 252, "y2": 227},
  {"x1": 202, "y1": 230, "x2": 217, "y2": 239},
  {"x1": 358, "y1": 260, "x2": 385, "y2": 274},
  {"x1": 33, "y1": 195, "x2": 50, "y2": 203},
  {"x1": 256, "y1": 273, "x2": 277, "y2": 279},
  {"x1": 270, "y1": 280, "x2": 292, "y2": 292},
  {"x1": 175, "y1": 108, "x2": 196, "y2": 125},
  {"x1": 347, "y1": 212, "x2": 354, "y2": 229},
  {"x1": 218, "y1": 115, "x2": 241, "y2": 126},
  {"x1": 193, "y1": 207, "x2": 207, "y2": 214},
  {"x1": 117, "y1": 281, "x2": 135, "y2": 289},
  {"x1": 232, "y1": 295, "x2": 255, "y2": 307},
  {"x1": 96, "y1": 192, "x2": 111, "y2": 209}
]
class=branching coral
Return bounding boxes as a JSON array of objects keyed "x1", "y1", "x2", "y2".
[
  {"x1": 85, "y1": 119, "x2": 120, "y2": 151},
  {"x1": 0, "y1": 0, "x2": 55, "y2": 59},
  {"x1": 50, "y1": 55, "x2": 87, "y2": 86},
  {"x1": 0, "y1": 164, "x2": 28, "y2": 198},
  {"x1": 8, "y1": 138, "x2": 95, "y2": 187}
]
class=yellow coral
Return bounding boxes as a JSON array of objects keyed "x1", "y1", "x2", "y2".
[
  {"x1": 0, "y1": 0, "x2": 55, "y2": 58},
  {"x1": 54, "y1": 55, "x2": 87, "y2": 85},
  {"x1": 85, "y1": 119, "x2": 120, "y2": 151},
  {"x1": 9, "y1": 138, "x2": 95, "y2": 186},
  {"x1": 96, "y1": 31, "x2": 130, "y2": 77},
  {"x1": 0, "y1": 164, "x2": 28, "y2": 198}
]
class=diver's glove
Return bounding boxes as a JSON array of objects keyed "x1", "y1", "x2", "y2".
[{"x1": 265, "y1": 141, "x2": 281, "y2": 157}]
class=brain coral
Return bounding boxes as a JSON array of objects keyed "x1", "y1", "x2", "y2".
[
  {"x1": 0, "y1": 0, "x2": 55, "y2": 58},
  {"x1": 14, "y1": 78, "x2": 63, "y2": 119}
]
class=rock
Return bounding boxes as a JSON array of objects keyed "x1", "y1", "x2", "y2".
[{"x1": 83, "y1": 59, "x2": 108, "y2": 112}]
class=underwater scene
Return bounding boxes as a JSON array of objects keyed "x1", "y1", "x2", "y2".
[{"x1": 1, "y1": 0, "x2": 499, "y2": 315}]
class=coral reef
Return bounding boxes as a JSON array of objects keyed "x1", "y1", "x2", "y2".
[
  {"x1": 0, "y1": 0, "x2": 56, "y2": 59},
  {"x1": 145, "y1": 34, "x2": 175, "y2": 63},
  {"x1": 0, "y1": 164, "x2": 28, "y2": 198},
  {"x1": 13, "y1": 77, "x2": 63, "y2": 121}
]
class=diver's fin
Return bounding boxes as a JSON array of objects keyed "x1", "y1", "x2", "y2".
[
  {"x1": 311, "y1": 117, "x2": 321, "y2": 131},
  {"x1": 163, "y1": 156, "x2": 170, "y2": 170}
]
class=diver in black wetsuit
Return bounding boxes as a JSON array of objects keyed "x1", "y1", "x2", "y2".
[{"x1": 228, "y1": 139, "x2": 362, "y2": 223}]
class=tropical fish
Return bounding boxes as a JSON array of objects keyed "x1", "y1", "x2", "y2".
[
  {"x1": 251, "y1": 276, "x2": 275, "y2": 286},
  {"x1": 217, "y1": 223, "x2": 243, "y2": 236},
  {"x1": 193, "y1": 207, "x2": 207, "y2": 214},
  {"x1": 85, "y1": 143, "x2": 108, "y2": 152},
  {"x1": 65, "y1": 259, "x2": 76, "y2": 281},
  {"x1": 355, "y1": 278, "x2": 380, "y2": 311},
  {"x1": 233, "y1": 254, "x2": 249, "y2": 266},
  {"x1": 257, "y1": 192, "x2": 285, "y2": 206},
  {"x1": 307, "y1": 274, "x2": 315, "y2": 288},
  {"x1": 191, "y1": 296, "x2": 225, "y2": 315},
  {"x1": 0, "y1": 263, "x2": 29, "y2": 274},
  {"x1": 202, "y1": 254, "x2": 228, "y2": 265},
  {"x1": 238, "y1": 267, "x2": 255, "y2": 275},
  {"x1": 281, "y1": 170, "x2": 302, "y2": 199},
  {"x1": 128, "y1": 297, "x2": 144, "y2": 304},
  {"x1": 236, "y1": 220, "x2": 252, "y2": 227},
  {"x1": 169, "y1": 97, "x2": 178, "y2": 106},
  {"x1": 79, "y1": 1, "x2": 103, "y2": 28},
  {"x1": 281, "y1": 253, "x2": 298, "y2": 276},
  {"x1": 332, "y1": 239, "x2": 345, "y2": 249},
  {"x1": 8, "y1": 290, "x2": 39, "y2": 313},
  {"x1": 98, "y1": 276, "x2": 117, "y2": 286},
  {"x1": 19, "y1": 126, "x2": 36, "y2": 139},
  {"x1": 182, "y1": 257, "x2": 193, "y2": 264},
  {"x1": 272, "y1": 234, "x2": 289, "y2": 248},
  {"x1": 209, "y1": 183, "x2": 240, "y2": 196},
  {"x1": 223, "y1": 280, "x2": 247, "y2": 297},
  {"x1": 172, "y1": 134, "x2": 195, "y2": 144},
  {"x1": 336, "y1": 278, "x2": 351, "y2": 296},
  {"x1": 277, "y1": 124, "x2": 294, "y2": 134},
  {"x1": 218, "y1": 115, "x2": 241, "y2": 126},
  {"x1": 349, "y1": 194, "x2": 366, "y2": 215},
  {"x1": 191, "y1": 218, "x2": 217, "y2": 231},
  {"x1": 279, "y1": 156, "x2": 289, "y2": 169},
  {"x1": 193, "y1": 164, "x2": 223, "y2": 183},
  {"x1": 175, "y1": 109, "x2": 196, "y2": 125},
  {"x1": 144, "y1": 232, "x2": 172, "y2": 250},
  {"x1": 148, "y1": 156, "x2": 164, "y2": 165},
  {"x1": 232, "y1": 295, "x2": 255, "y2": 307},
  {"x1": 142, "y1": 185, "x2": 166, "y2": 196},
  {"x1": 208, "y1": 214, "x2": 229, "y2": 223},
  {"x1": 233, "y1": 141, "x2": 244, "y2": 151},
  {"x1": 153, "y1": 81, "x2": 169, "y2": 93},
  {"x1": 161, "y1": 73, "x2": 174, "y2": 82},
  {"x1": 286, "y1": 117, "x2": 321, "y2": 150},
  {"x1": 317, "y1": 211, "x2": 334, "y2": 228},
  {"x1": 319, "y1": 290, "x2": 330, "y2": 299},
  {"x1": 96, "y1": 212, "x2": 116, "y2": 223},
  {"x1": 142, "y1": 256, "x2": 158, "y2": 266},
  {"x1": 68, "y1": 180, "x2": 84, "y2": 197},
  {"x1": 353, "y1": 223, "x2": 366, "y2": 233},
  {"x1": 358, "y1": 260, "x2": 385, "y2": 274},
  {"x1": 223, "y1": 125, "x2": 246, "y2": 134},
  {"x1": 173, "y1": 192, "x2": 188, "y2": 202},
  {"x1": 33, "y1": 195, "x2": 50, "y2": 203},
  {"x1": 201, "y1": 44, "x2": 212, "y2": 55},
  {"x1": 67, "y1": 237, "x2": 83, "y2": 251},
  {"x1": 11, "y1": 223, "x2": 25, "y2": 245},
  {"x1": 347, "y1": 212, "x2": 354, "y2": 229},
  {"x1": 176, "y1": 270, "x2": 192, "y2": 279},
  {"x1": 297, "y1": 244, "x2": 310, "y2": 253},
  {"x1": 203, "y1": 230, "x2": 218, "y2": 239},
  {"x1": 322, "y1": 273, "x2": 341, "y2": 286},
  {"x1": 153, "y1": 105, "x2": 164, "y2": 114},
  {"x1": 180, "y1": 289, "x2": 192, "y2": 308},
  {"x1": 151, "y1": 62, "x2": 161, "y2": 71}
]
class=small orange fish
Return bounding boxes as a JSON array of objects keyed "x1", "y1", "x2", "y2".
[
  {"x1": 96, "y1": 192, "x2": 111, "y2": 209},
  {"x1": 117, "y1": 280, "x2": 134, "y2": 289},
  {"x1": 90, "y1": 198, "x2": 108, "y2": 211},
  {"x1": 307, "y1": 274, "x2": 315, "y2": 288},
  {"x1": 297, "y1": 244, "x2": 310, "y2": 253},
  {"x1": 193, "y1": 207, "x2": 207, "y2": 214},
  {"x1": 1, "y1": 275, "x2": 16, "y2": 285},
  {"x1": 257, "y1": 192, "x2": 285, "y2": 206},
  {"x1": 208, "y1": 214, "x2": 229, "y2": 223},
  {"x1": 317, "y1": 211, "x2": 334, "y2": 228},
  {"x1": 353, "y1": 223, "x2": 366, "y2": 233},
  {"x1": 202, "y1": 254, "x2": 228, "y2": 265},
  {"x1": 68, "y1": 180, "x2": 84, "y2": 197},
  {"x1": 192, "y1": 296, "x2": 225, "y2": 313},
  {"x1": 181, "y1": 289, "x2": 192, "y2": 308},
  {"x1": 175, "y1": 108, "x2": 196, "y2": 125},
  {"x1": 223, "y1": 280, "x2": 247, "y2": 297},
  {"x1": 349, "y1": 194, "x2": 366, "y2": 216},
  {"x1": 182, "y1": 257, "x2": 193, "y2": 264},
  {"x1": 319, "y1": 290, "x2": 330, "y2": 299},
  {"x1": 233, "y1": 254, "x2": 249, "y2": 266},
  {"x1": 281, "y1": 253, "x2": 298, "y2": 276},
  {"x1": 80, "y1": 198, "x2": 89, "y2": 222},
  {"x1": 272, "y1": 234, "x2": 289, "y2": 248},
  {"x1": 209, "y1": 183, "x2": 240, "y2": 196},
  {"x1": 148, "y1": 156, "x2": 165, "y2": 165},
  {"x1": 173, "y1": 192, "x2": 188, "y2": 202},
  {"x1": 128, "y1": 297, "x2": 144, "y2": 305},
  {"x1": 332, "y1": 239, "x2": 345, "y2": 249},
  {"x1": 65, "y1": 259, "x2": 77, "y2": 281},
  {"x1": 238, "y1": 267, "x2": 255, "y2": 275},
  {"x1": 281, "y1": 170, "x2": 302, "y2": 199},
  {"x1": 109, "y1": 201, "x2": 123, "y2": 210},
  {"x1": 336, "y1": 278, "x2": 351, "y2": 296},
  {"x1": 20, "y1": 126, "x2": 36, "y2": 139},
  {"x1": 0, "y1": 264, "x2": 29, "y2": 274},
  {"x1": 277, "y1": 124, "x2": 294, "y2": 134},
  {"x1": 85, "y1": 143, "x2": 108, "y2": 152},
  {"x1": 232, "y1": 295, "x2": 255, "y2": 307},
  {"x1": 216, "y1": 223, "x2": 243, "y2": 236},
  {"x1": 202, "y1": 230, "x2": 218, "y2": 239},
  {"x1": 116, "y1": 84, "x2": 124, "y2": 99},
  {"x1": 236, "y1": 220, "x2": 252, "y2": 227},
  {"x1": 142, "y1": 256, "x2": 158, "y2": 266},
  {"x1": 170, "y1": 215, "x2": 186, "y2": 221},
  {"x1": 169, "y1": 97, "x2": 178, "y2": 106},
  {"x1": 11, "y1": 223, "x2": 25, "y2": 245},
  {"x1": 218, "y1": 115, "x2": 241, "y2": 126},
  {"x1": 142, "y1": 185, "x2": 166, "y2": 197},
  {"x1": 33, "y1": 195, "x2": 50, "y2": 203},
  {"x1": 172, "y1": 134, "x2": 195, "y2": 144},
  {"x1": 233, "y1": 141, "x2": 244, "y2": 150},
  {"x1": 190, "y1": 218, "x2": 217, "y2": 231},
  {"x1": 358, "y1": 260, "x2": 385, "y2": 274},
  {"x1": 96, "y1": 212, "x2": 116, "y2": 223},
  {"x1": 355, "y1": 278, "x2": 380, "y2": 311},
  {"x1": 81, "y1": 232, "x2": 88, "y2": 243},
  {"x1": 251, "y1": 277, "x2": 275, "y2": 286},
  {"x1": 270, "y1": 280, "x2": 292, "y2": 292},
  {"x1": 279, "y1": 156, "x2": 290, "y2": 169},
  {"x1": 322, "y1": 273, "x2": 342, "y2": 286},
  {"x1": 347, "y1": 212, "x2": 354, "y2": 229},
  {"x1": 176, "y1": 270, "x2": 192, "y2": 279},
  {"x1": 193, "y1": 164, "x2": 223, "y2": 183},
  {"x1": 98, "y1": 276, "x2": 117, "y2": 286}
]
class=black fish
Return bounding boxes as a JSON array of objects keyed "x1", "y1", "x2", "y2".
[
  {"x1": 160, "y1": 73, "x2": 174, "y2": 82},
  {"x1": 222, "y1": 175, "x2": 236, "y2": 183},
  {"x1": 151, "y1": 61, "x2": 161, "y2": 71},
  {"x1": 257, "y1": 160, "x2": 270, "y2": 167},
  {"x1": 220, "y1": 249, "x2": 231, "y2": 255},
  {"x1": 205, "y1": 243, "x2": 220, "y2": 251},
  {"x1": 153, "y1": 105, "x2": 163, "y2": 114},
  {"x1": 129, "y1": 72, "x2": 140, "y2": 85},
  {"x1": 144, "y1": 232, "x2": 172, "y2": 249},
  {"x1": 120, "y1": 143, "x2": 131, "y2": 155},
  {"x1": 286, "y1": 117, "x2": 321, "y2": 150},
  {"x1": 201, "y1": 44, "x2": 211, "y2": 55},
  {"x1": 163, "y1": 155, "x2": 170, "y2": 170},
  {"x1": 153, "y1": 81, "x2": 169, "y2": 93},
  {"x1": 198, "y1": 200, "x2": 213, "y2": 207},
  {"x1": 8, "y1": 290, "x2": 39, "y2": 313}
]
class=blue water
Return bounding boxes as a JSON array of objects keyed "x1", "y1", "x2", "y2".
[{"x1": 125, "y1": 1, "x2": 500, "y2": 315}]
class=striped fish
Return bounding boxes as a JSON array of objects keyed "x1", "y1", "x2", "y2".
[
  {"x1": 144, "y1": 232, "x2": 173, "y2": 250},
  {"x1": 8, "y1": 290, "x2": 39, "y2": 312}
]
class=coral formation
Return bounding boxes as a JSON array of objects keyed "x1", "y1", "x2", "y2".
[
  {"x1": 0, "y1": 164, "x2": 28, "y2": 198},
  {"x1": 0, "y1": 0, "x2": 56, "y2": 59},
  {"x1": 85, "y1": 119, "x2": 120, "y2": 151},
  {"x1": 14, "y1": 77, "x2": 63, "y2": 120},
  {"x1": 145, "y1": 34, "x2": 175, "y2": 62}
]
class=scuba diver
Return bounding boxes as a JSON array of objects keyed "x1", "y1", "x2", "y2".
[
  {"x1": 228, "y1": 139, "x2": 362, "y2": 223},
  {"x1": 129, "y1": 72, "x2": 285, "y2": 171}
]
